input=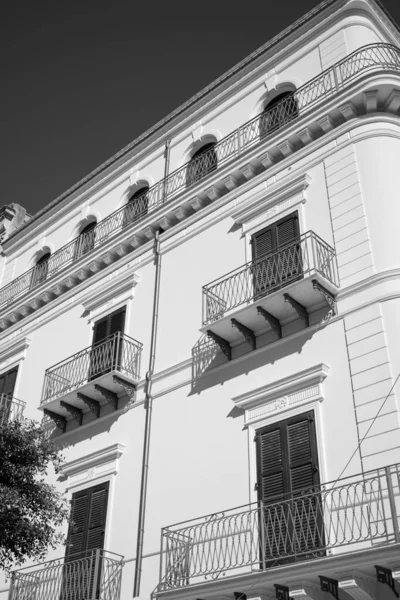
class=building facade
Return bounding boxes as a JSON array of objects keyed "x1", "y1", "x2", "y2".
[{"x1": 1, "y1": 0, "x2": 400, "y2": 599}]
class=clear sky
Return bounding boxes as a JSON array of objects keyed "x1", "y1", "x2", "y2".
[{"x1": 2, "y1": 0, "x2": 400, "y2": 216}]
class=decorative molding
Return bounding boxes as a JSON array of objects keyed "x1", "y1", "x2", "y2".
[
  {"x1": 61, "y1": 443, "x2": 125, "y2": 490},
  {"x1": 231, "y1": 172, "x2": 311, "y2": 237},
  {"x1": 82, "y1": 267, "x2": 140, "y2": 318},
  {"x1": 232, "y1": 363, "x2": 329, "y2": 425},
  {"x1": 0, "y1": 335, "x2": 32, "y2": 372}
]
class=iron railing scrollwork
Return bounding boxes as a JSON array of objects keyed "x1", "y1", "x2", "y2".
[
  {"x1": 1, "y1": 44, "x2": 399, "y2": 312},
  {"x1": 8, "y1": 549, "x2": 123, "y2": 600},
  {"x1": 41, "y1": 332, "x2": 142, "y2": 404},
  {"x1": 0, "y1": 394, "x2": 26, "y2": 428},
  {"x1": 159, "y1": 464, "x2": 400, "y2": 589},
  {"x1": 202, "y1": 231, "x2": 339, "y2": 325}
]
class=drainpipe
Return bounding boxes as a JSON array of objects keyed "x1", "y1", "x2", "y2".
[
  {"x1": 133, "y1": 229, "x2": 162, "y2": 597},
  {"x1": 162, "y1": 140, "x2": 171, "y2": 203}
]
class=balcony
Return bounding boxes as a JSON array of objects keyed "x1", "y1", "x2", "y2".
[
  {"x1": 202, "y1": 232, "x2": 339, "y2": 354},
  {"x1": 158, "y1": 464, "x2": 400, "y2": 596},
  {"x1": 40, "y1": 332, "x2": 142, "y2": 434},
  {"x1": 1, "y1": 44, "x2": 400, "y2": 330},
  {"x1": 0, "y1": 393, "x2": 26, "y2": 427},
  {"x1": 9, "y1": 549, "x2": 123, "y2": 600}
]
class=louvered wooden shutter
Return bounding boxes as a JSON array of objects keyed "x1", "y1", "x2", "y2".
[
  {"x1": 92, "y1": 318, "x2": 109, "y2": 346},
  {"x1": 256, "y1": 411, "x2": 322, "y2": 563},
  {"x1": 66, "y1": 482, "x2": 109, "y2": 561},
  {"x1": 276, "y1": 214, "x2": 299, "y2": 248},
  {"x1": 0, "y1": 367, "x2": 18, "y2": 397},
  {"x1": 109, "y1": 308, "x2": 126, "y2": 337}
]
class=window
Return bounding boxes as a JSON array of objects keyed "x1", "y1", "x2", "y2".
[
  {"x1": 74, "y1": 221, "x2": 97, "y2": 259},
  {"x1": 260, "y1": 91, "x2": 299, "y2": 138},
  {"x1": 65, "y1": 482, "x2": 109, "y2": 598},
  {"x1": 251, "y1": 211, "x2": 301, "y2": 298},
  {"x1": 255, "y1": 410, "x2": 323, "y2": 564},
  {"x1": 186, "y1": 142, "x2": 218, "y2": 187},
  {"x1": 0, "y1": 367, "x2": 18, "y2": 426},
  {"x1": 89, "y1": 307, "x2": 126, "y2": 380},
  {"x1": 30, "y1": 251, "x2": 51, "y2": 288},
  {"x1": 124, "y1": 186, "x2": 150, "y2": 225}
]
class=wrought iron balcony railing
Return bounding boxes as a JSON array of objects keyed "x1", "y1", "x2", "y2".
[
  {"x1": 159, "y1": 464, "x2": 400, "y2": 590},
  {"x1": 8, "y1": 549, "x2": 123, "y2": 600},
  {"x1": 0, "y1": 393, "x2": 26, "y2": 427},
  {"x1": 41, "y1": 332, "x2": 142, "y2": 405},
  {"x1": 202, "y1": 231, "x2": 338, "y2": 325},
  {"x1": 1, "y1": 43, "x2": 399, "y2": 312}
]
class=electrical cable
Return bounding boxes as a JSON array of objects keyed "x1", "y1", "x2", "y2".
[{"x1": 332, "y1": 370, "x2": 400, "y2": 486}]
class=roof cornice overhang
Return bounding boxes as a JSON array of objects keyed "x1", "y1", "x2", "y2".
[{"x1": 5, "y1": 0, "x2": 400, "y2": 249}]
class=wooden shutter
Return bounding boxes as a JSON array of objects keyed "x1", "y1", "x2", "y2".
[
  {"x1": 276, "y1": 213, "x2": 299, "y2": 248},
  {"x1": 0, "y1": 367, "x2": 18, "y2": 397},
  {"x1": 92, "y1": 307, "x2": 126, "y2": 346},
  {"x1": 256, "y1": 411, "x2": 319, "y2": 502},
  {"x1": 66, "y1": 482, "x2": 109, "y2": 561},
  {"x1": 256, "y1": 411, "x2": 322, "y2": 563}
]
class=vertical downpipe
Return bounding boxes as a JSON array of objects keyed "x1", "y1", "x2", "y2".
[
  {"x1": 162, "y1": 140, "x2": 171, "y2": 204},
  {"x1": 133, "y1": 230, "x2": 162, "y2": 597}
]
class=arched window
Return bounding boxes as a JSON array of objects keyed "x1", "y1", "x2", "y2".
[
  {"x1": 30, "y1": 251, "x2": 51, "y2": 288},
  {"x1": 260, "y1": 91, "x2": 299, "y2": 138},
  {"x1": 186, "y1": 142, "x2": 218, "y2": 188},
  {"x1": 124, "y1": 186, "x2": 149, "y2": 226},
  {"x1": 74, "y1": 221, "x2": 97, "y2": 260}
]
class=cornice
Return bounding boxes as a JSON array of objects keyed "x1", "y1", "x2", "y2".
[
  {"x1": 0, "y1": 335, "x2": 32, "y2": 367},
  {"x1": 81, "y1": 269, "x2": 140, "y2": 315},
  {"x1": 61, "y1": 443, "x2": 126, "y2": 478},
  {"x1": 5, "y1": 0, "x2": 397, "y2": 249},
  {"x1": 233, "y1": 363, "x2": 330, "y2": 411},
  {"x1": 231, "y1": 172, "x2": 311, "y2": 228}
]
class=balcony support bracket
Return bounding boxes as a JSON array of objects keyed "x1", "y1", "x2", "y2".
[
  {"x1": 257, "y1": 306, "x2": 282, "y2": 337},
  {"x1": 375, "y1": 566, "x2": 399, "y2": 598},
  {"x1": 284, "y1": 293, "x2": 309, "y2": 327},
  {"x1": 77, "y1": 393, "x2": 100, "y2": 418},
  {"x1": 113, "y1": 375, "x2": 136, "y2": 401},
  {"x1": 275, "y1": 584, "x2": 293, "y2": 600},
  {"x1": 312, "y1": 280, "x2": 336, "y2": 315},
  {"x1": 231, "y1": 319, "x2": 256, "y2": 350},
  {"x1": 206, "y1": 330, "x2": 232, "y2": 360},
  {"x1": 60, "y1": 401, "x2": 83, "y2": 425},
  {"x1": 94, "y1": 385, "x2": 118, "y2": 410},
  {"x1": 319, "y1": 576, "x2": 339, "y2": 600},
  {"x1": 43, "y1": 409, "x2": 66, "y2": 433}
]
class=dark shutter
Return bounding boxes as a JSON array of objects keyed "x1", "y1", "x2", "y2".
[
  {"x1": 256, "y1": 411, "x2": 323, "y2": 563},
  {"x1": 252, "y1": 212, "x2": 301, "y2": 296},
  {"x1": 0, "y1": 367, "x2": 18, "y2": 397},
  {"x1": 92, "y1": 307, "x2": 126, "y2": 346},
  {"x1": 64, "y1": 483, "x2": 109, "y2": 600},
  {"x1": 0, "y1": 367, "x2": 18, "y2": 425},
  {"x1": 66, "y1": 482, "x2": 109, "y2": 561}
]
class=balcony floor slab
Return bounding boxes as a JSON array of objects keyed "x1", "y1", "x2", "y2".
[{"x1": 202, "y1": 271, "x2": 338, "y2": 344}]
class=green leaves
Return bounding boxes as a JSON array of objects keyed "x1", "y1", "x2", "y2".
[{"x1": 0, "y1": 419, "x2": 68, "y2": 572}]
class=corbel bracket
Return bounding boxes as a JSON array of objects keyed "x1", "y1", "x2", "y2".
[
  {"x1": 312, "y1": 279, "x2": 337, "y2": 315},
  {"x1": 60, "y1": 401, "x2": 83, "y2": 425},
  {"x1": 320, "y1": 576, "x2": 339, "y2": 600},
  {"x1": 206, "y1": 330, "x2": 232, "y2": 360},
  {"x1": 43, "y1": 409, "x2": 66, "y2": 433},
  {"x1": 275, "y1": 584, "x2": 293, "y2": 600},
  {"x1": 231, "y1": 319, "x2": 256, "y2": 350},
  {"x1": 77, "y1": 393, "x2": 100, "y2": 418},
  {"x1": 113, "y1": 375, "x2": 136, "y2": 401},
  {"x1": 94, "y1": 384, "x2": 118, "y2": 410},
  {"x1": 284, "y1": 293, "x2": 309, "y2": 326},
  {"x1": 375, "y1": 566, "x2": 399, "y2": 598},
  {"x1": 257, "y1": 306, "x2": 282, "y2": 337}
]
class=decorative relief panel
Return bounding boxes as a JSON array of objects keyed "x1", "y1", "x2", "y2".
[
  {"x1": 232, "y1": 363, "x2": 329, "y2": 426},
  {"x1": 61, "y1": 443, "x2": 125, "y2": 491}
]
